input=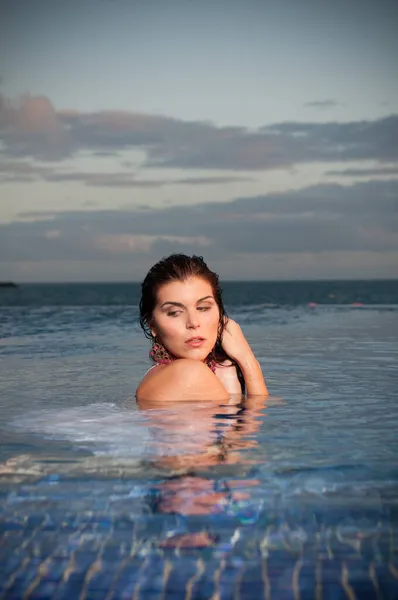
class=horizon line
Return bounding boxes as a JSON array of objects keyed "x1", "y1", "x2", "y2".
[{"x1": 4, "y1": 277, "x2": 398, "y2": 285}]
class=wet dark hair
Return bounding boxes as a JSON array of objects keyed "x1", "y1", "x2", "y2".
[{"x1": 139, "y1": 254, "x2": 245, "y2": 392}]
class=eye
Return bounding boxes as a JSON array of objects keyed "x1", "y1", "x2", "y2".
[
  {"x1": 167, "y1": 310, "x2": 181, "y2": 317},
  {"x1": 197, "y1": 306, "x2": 211, "y2": 312}
]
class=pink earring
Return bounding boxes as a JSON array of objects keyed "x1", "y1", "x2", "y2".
[{"x1": 150, "y1": 339, "x2": 174, "y2": 365}]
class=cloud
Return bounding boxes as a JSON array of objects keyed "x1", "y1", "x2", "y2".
[
  {"x1": 174, "y1": 176, "x2": 253, "y2": 185},
  {"x1": 1, "y1": 92, "x2": 397, "y2": 171},
  {"x1": 303, "y1": 100, "x2": 340, "y2": 108},
  {"x1": 0, "y1": 159, "x2": 53, "y2": 183},
  {"x1": 325, "y1": 166, "x2": 398, "y2": 177},
  {"x1": 0, "y1": 94, "x2": 73, "y2": 160},
  {"x1": 2, "y1": 179, "x2": 397, "y2": 266},
  {"x1": 0, "y1": 159, "x2": 252, "y2": 188},
  {"x1": 44, "y1": 172, "x2": 163, "y2": 188},
  {"x1": 94, "y1": 234, "x2": 211, "y2": 254}
]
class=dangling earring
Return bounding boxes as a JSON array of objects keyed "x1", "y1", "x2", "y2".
[{"x1": 150, "y1": 338, "x2": 174, "y2": 365}]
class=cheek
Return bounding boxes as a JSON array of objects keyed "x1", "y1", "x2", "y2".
[
  {"x1": 205, "y1": 311, "x2": 220, "y2": 333},
  {"x1": 154, "y1": 317, "x2": 182, "y2": 340}
]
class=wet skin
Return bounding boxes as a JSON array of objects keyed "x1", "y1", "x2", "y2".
[{"x1": 150, "y1": 277, "x2": 220, "y2": 363}]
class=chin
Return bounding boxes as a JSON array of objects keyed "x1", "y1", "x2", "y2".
[
  {"x1": 189, "y1": 349, "x2": 213, "y2": 361},
  {"x1": 176, "y1": 348, "x2": 210, "y2": 362}
]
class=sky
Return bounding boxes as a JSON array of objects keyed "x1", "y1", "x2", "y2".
[{"x1": 0, "y1": 0, "x2": 397, "y2": 282}]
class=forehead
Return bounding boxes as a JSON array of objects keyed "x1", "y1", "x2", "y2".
[{"x1": 155, "y1": 277, "x2": 214, "y2": 304}]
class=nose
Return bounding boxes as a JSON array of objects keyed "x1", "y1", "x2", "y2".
[{"x1": 186, "y1": 311, "x2": 200, "y2": 329}]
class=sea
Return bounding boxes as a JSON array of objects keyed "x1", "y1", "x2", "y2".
[{"x1": 0, "y1": 279, "x2": 397, "y2": 599}]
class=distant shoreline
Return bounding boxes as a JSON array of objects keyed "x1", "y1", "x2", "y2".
[{"x1": 0, "y1": 282, "x2": 17, "y2": 288}]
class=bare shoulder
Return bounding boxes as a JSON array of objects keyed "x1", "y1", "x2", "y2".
[{"x1": 136, "y1": 359, "x2": 229, "y2": 403}]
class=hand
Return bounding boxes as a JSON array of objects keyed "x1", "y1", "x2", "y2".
[
  {"x1": 221, "y1": 318, "x2": 268, "y2": 396},
  {"x1": 221, "y1": 318, "x2": 253, "y2": 365}
]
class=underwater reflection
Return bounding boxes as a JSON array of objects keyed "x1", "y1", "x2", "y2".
[{"x1": 138, "y1": 395, "x2": 269, "y2": 547}]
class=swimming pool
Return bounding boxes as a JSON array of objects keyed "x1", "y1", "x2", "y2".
[{"x1": 1, "y1": 284, "x2": 397, "y2": 598}]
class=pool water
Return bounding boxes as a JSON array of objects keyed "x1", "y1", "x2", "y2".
[{"x1": 0, "y1": 283, "x2": 397, "y2": 598}]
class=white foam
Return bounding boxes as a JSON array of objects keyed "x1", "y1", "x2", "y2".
[
  {"x1": 10, "y1": 402, "x2": 222, "y2": 458},
  {"x1": 11, "y1": 403, "x2": 153, "y2": 457}
]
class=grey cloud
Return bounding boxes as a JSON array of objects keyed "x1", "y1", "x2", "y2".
[
  {"x1": 0, "y1": 160, "x2": 163, "y2": 187},
  {"x1": 326, "y1": 166, "x2": 398, "y2": 177},
  {"x1": 2, "y1": 179, "x2": 397, "y2": 263},
  {"x1": 0, "y1": 174, "x2": 36, "y2": 183},
  {"x1": 174, "y1": 176, "x2": 253, "y2": 185},
  {"x1": 260, "y1": 117, "x2": 398, "y2": 164},
  {"x1": 44, "y1": 172, "x2": 163, "y2": 188},
  {"x1": 0, "y1": 160, "x2": 52, "y2": 183},
  {"x1": 92, "y1": 151, "x2": 120, "y2": 157},
  {"x1": 1, "y1": 93, "x2": 397, "y2": 170},
  {"x1": 17, "y1": 211, "x2": 59, "y2": 219},
  {"x1": 146, "y1": 115, "x2": 398, "y2": 170},
  {"x1": 0, "y1": 160, "x2": 50, "y2": 175},
  {"x1": 0, "y1": 158, "x2": 252, "y2": 188},
  {"x1": 303, "y1": 100, "x2": 340, "y2": 108}
]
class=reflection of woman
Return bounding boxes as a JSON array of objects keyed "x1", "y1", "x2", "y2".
[
  {"x1": 141, "y1": 398, "x2": 266, "y2": 548},
  {"x1": 144, "y1": 398, "x2": 265, "y2": 471},
  {"x1": 136, "y1": 254, "x2": 268, "y2": 403}
]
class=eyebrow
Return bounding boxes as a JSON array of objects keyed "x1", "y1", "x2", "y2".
[{"x1": 160, "y1": 295, "x2": 214, "y2": 309}]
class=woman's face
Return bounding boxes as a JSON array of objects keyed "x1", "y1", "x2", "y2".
[{"x1": 150, "y1": 277, "x2": 220, "y2": 361}]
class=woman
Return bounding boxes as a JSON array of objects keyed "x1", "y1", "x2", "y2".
[{"x1": 136, "y1": 254, "x2": 268, "y2": 403}]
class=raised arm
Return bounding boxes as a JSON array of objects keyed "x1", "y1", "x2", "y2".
[{"x1": 221, "y1": 319, "x2": 268, "y2": 396}]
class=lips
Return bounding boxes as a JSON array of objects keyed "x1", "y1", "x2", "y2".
[{"x1": 185, "y1": 337, "x2": 205, "y2": 347}]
